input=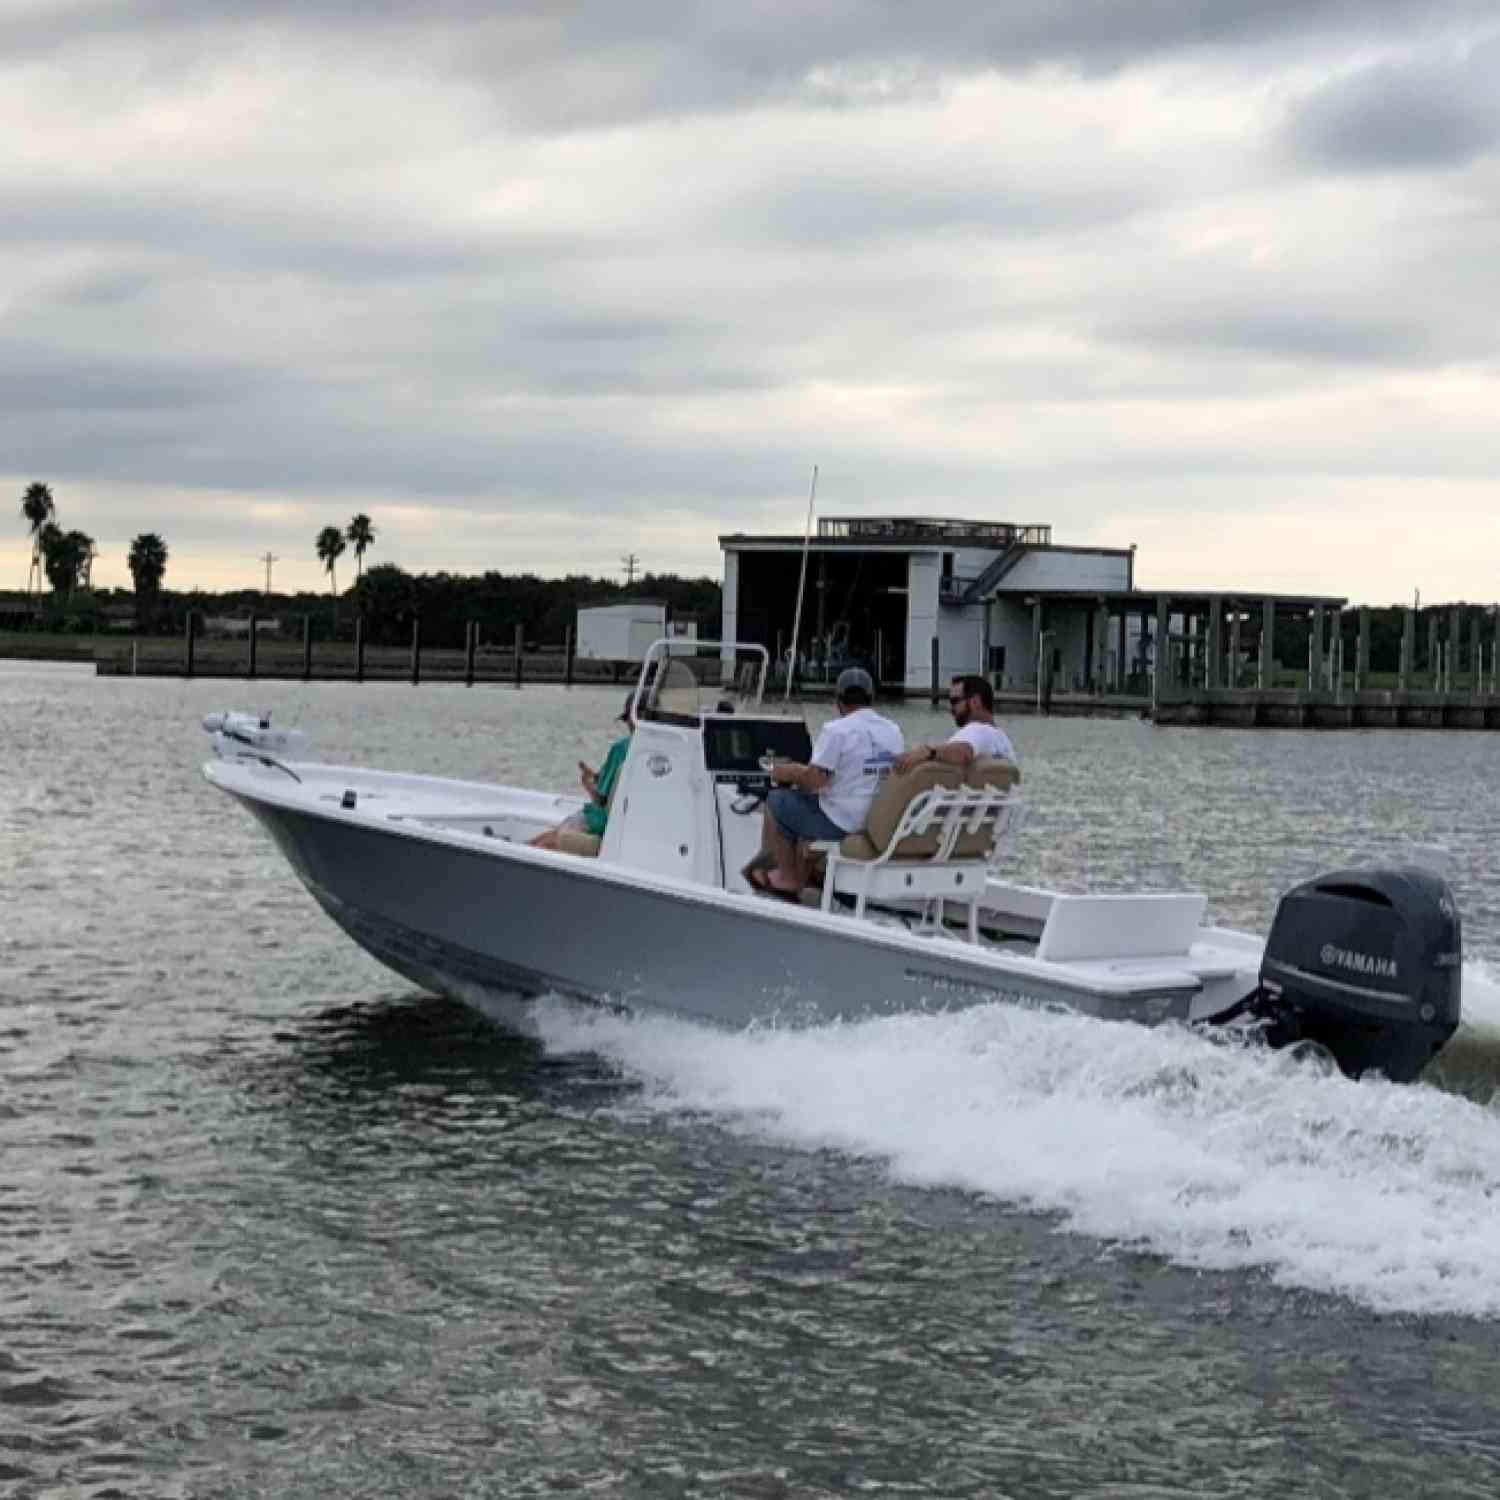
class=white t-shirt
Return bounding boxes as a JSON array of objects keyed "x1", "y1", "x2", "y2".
[
  {"x1": 809, "y1": 708, "x2": 904, "y2": 832},
  {"x1": 950, "y1": 720, "x2": 1016, "y2": 764}
]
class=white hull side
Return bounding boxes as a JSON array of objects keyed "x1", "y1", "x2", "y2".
[{"x1": 220, "y1": 767, "x2": 1248, "y2": 1031}]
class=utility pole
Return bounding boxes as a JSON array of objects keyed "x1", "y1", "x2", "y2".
[
  {"x1": 259, "y1": 552, "x2": 280, "y2": 594},
  {"x1": 621, "y1": 553, "x2": 640, "y2": 586}
]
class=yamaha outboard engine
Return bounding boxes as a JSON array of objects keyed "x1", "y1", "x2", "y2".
[{"x1": 1255, "y1": 864, "x2": 1461, "y2": 1083}]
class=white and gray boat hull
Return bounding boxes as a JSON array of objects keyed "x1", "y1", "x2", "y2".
[{"x1": 240, "y1": 790, "x2": 1212, "y2": 1030}]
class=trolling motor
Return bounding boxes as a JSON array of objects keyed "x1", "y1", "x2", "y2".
[
  {"x1": 1250, "y1": 864, "x2": 1461, "y2": 1083},
  {"x1": 202, "y1": 710, "x2": 306, "y2": 757},
  {"x1": 202, "y1": 711, "x2": 308, "y2": 782}
]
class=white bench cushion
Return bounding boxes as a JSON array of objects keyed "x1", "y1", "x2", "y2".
[{"x1": 1035, "y1": 892, "x2": 1207, "y2": 963}]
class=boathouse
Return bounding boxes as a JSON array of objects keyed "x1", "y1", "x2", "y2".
[{"x1": 719, "y1": 515, "x2": 1347, "y2": 698}]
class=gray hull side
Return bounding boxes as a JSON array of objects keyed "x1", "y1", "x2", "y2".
[{"x1": 244, "y1": 797, "x2": 1196, "y2": 1030}]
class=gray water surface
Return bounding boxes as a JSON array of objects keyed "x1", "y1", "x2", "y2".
[{"x1": 4, "y1": 662, "x2": 1500, "y2": 1498}]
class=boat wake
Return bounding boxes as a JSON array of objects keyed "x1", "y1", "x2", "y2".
[
  {"x1": 1420, "y1": 960, "x2": 1500, "y2": 1103},
  {"x1": 526, "y1": 960, "x2": 1500, "y2": 1320}
]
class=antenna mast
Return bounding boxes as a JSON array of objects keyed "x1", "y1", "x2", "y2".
[{"x1": 784, "y1": 465, "x2": 818, "y2": 703}]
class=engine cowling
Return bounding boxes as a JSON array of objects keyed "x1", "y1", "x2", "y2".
[{"x1": 1256, "y1": 864, "x2": 1461, "y2": 1083}]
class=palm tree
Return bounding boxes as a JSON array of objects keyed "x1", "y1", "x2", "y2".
[
  {"x1": 128, "y1": 533, "x2": 169, "y2": 627},
  {"x1": 38, "y1": 524, "x2": 92, "y2": 598},
  {"x1": 20, "y1": 482, "x2": 54, "y2": 596},
  {"x1": 346, "y1": 513, "x2": 375, "y2": 612},
  {"x1": 316, "y1": 525, "x2": 347, "y2": 627},
  {"x1": 346, "y1": 513, "x2": 375, "y2": 580},
  {"x1": 60, "y1": 530, "x2": 93, "y2": 598}
]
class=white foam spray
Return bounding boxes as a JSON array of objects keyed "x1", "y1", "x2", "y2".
[{"x1": 528, "y1": 960, "x2": 1500, "y2": 1319}]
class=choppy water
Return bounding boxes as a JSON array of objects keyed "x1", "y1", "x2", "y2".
[{"x1": 6, "y1": 659, "x2": 1500, "y2": 1497}]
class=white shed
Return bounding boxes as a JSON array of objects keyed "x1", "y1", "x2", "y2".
[{"x1": 576, "y1": 601, "x2": 673, "y2": 661}]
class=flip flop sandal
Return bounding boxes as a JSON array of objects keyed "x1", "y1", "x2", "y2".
[{"x1": 762, "y1": 876, "x2": 804, "y2": 902}]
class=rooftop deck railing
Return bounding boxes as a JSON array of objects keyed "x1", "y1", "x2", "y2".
[{"x1": 816, "y1": 517, "x2": 1052, "y2": 546}]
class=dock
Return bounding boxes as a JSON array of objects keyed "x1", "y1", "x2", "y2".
[
  {"x1": 95, "y1": 641, "x2": 654, "y2": 687},
  {"x1": 1150, "y1": 687, "x2": 1500, "y2": 729}
]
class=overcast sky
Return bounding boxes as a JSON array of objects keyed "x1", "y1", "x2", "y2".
[{"x1": 4, "y1": 1, "x2": 1498, "y2": 602}]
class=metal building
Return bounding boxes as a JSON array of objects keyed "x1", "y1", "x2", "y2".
[
  {"x1": 720, "y1": 516, "x2": 1134, "y2": 693},
  {"x1": 720, "y1": 515, "x2": 1349, "y2": 699}
]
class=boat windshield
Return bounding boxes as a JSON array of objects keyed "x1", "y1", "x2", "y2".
[
  {"x1": 649, "y1": 656, "x2": 704, "y2": 718},
  {"x1": 632, "y1": 638, "x2": 770, "y2": 721}
]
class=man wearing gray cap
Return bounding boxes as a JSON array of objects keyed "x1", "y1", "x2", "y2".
[{"x1": 751, "y1": 667, "x2": 903, "y2": 898}]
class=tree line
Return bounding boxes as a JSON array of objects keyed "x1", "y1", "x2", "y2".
[
  {"x1": 98, "y1": 564, "x2": 717, "y2": 648},
  {"x1": 16, "y1": 481, "x2": 720, "y2": 643}
]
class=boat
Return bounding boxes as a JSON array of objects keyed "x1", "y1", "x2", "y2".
[{"x1": 201, "y1": 641, "x2": 1462, "y2": 1084}]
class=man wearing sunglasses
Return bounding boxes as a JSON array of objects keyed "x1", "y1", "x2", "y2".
[{"x1": 893, "y1": 674, "x2": 1015, "y2": 774}]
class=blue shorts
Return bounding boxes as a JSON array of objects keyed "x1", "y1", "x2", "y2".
[{"x1": 768, "y1": 787, "x2": 847, "y2": 842}]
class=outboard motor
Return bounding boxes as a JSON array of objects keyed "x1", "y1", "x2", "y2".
[{"x1": 1254, "y1": 864, "x2": 1461, "y2": 1083}]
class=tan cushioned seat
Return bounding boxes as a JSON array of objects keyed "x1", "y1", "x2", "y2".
[
  {"x1": 838, "y1": 761, "x2": 960, "y2": 860},
  {"x1": 964, "y1": 755, "x2": 1020, "y2": 789},
  {"x1": 953, "y1": 755, "x2": 1020, "y2": 856},
  {"x1": 837, "y1": 831, "x2": 880, "y2": 861}
]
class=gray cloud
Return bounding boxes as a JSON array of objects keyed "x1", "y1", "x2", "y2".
[
  {"x1": 6, "y1": 0, "x2": 1493, "y2": 129},
  {"x1": 1104, "y1": 306, "x2": 1441, "y2": 366},
  {"x1": 0, "y1": 339, "x2": 265, "y2": 414},
  {"x1": 1282, "y1": 43, "x2": 1500, "y2": 170},
  {"x1": 0, "y1": 180, "x2": 577, "y2": 281},
  {"x1": 741, "y1": 161, "x2": 1150, "y2": 249}
]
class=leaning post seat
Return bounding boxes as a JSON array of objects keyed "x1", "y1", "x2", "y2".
[
  {"x1": 965, "y1": 755, "x2": 1020, "y2": 790},
  {"x1": 819, "y1": 758, "x2": 1023, "y2": 940},
  {"x1": 953, "y1": 755, "x2": 1020, "y2": 856},
  {"x1": 836, "y1": 760, "x2": 961, "y2": 861}
]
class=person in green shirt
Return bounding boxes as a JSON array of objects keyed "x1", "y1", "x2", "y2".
[{"x1": 532, "y1": 694, "x2": 635, "y2": 850}]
